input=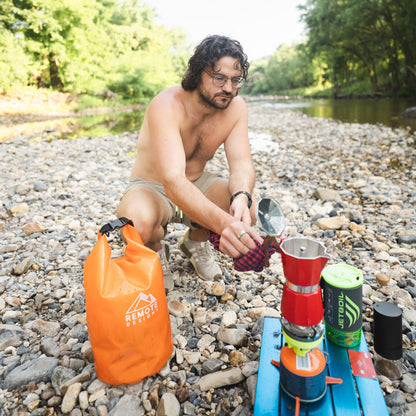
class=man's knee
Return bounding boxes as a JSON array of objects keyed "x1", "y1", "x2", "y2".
[{"x1": 116, "y1": 189, "x2": 167, "y2": 246}]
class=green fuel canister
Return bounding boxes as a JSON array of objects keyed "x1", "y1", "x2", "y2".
[{"x1": 321, "y1": 264, "x2": 363, "y2": 347}]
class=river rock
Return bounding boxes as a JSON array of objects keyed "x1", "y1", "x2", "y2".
[
  {"x1": 4, "y1": 357, "x2": 59, "y2": 389},
  {"x1": 402, "y1": 107, "x2": 416, "y2": 119},
  {"x1": 313, "y1": 187, "x2": 341, "y2": 201},
  {"x1": 0, "y1": 324, "x2": 23, "y2": 350},
  {"x1": 217, "y1": 327, "x2": 249, "y2": 346},
  {"x1": 108, "y1": 394, "x2": 142, "y2": 416},
  {"x1": 61, "y1": 382, "x2": 82, "y2": 414},
  {"x1": 22, "y1": 221, "x2": 45, "y2": 235},
  {"x1": 376, "y1": 272, "x2": 390, "y2": 286},
  {"x1": 316, "y1": 216, "x2": 348, "y2": 230},
  {"x1": 197, "y1": 367, "x2": 245, "y2": 391},
  {"x1": 157, "y1": 392, "x2": 180, "y2": 416},
  {"x1": 13, "y1": 256, "x2": 34, "y2": 275}
]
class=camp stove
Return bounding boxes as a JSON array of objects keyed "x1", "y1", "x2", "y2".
[{"x1": 257, "y1": 198, "x2": 341, "y2": 411}]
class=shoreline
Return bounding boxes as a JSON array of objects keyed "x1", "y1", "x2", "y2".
[{"x1": 1, "y1": 105, "x2": 416, "y2": 415}]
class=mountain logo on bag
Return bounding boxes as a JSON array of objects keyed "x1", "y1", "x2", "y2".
[{"x1": 125, "y1": 292, "x2": 159, "y2": 327}]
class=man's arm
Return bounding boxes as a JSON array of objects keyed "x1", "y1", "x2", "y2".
[{"x1": 224, "y1": 99, "x2": 255, "y2": 225}]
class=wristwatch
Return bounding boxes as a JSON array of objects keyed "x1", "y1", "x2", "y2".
[{"x1": 230, "y1": 191, "x2": 252, "y2": 209}]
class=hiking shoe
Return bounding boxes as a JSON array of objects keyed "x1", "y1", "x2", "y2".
[
  {"x1": 178, "y1": 229, "x2": 222, "y2": 280},
  {"x1": 158, "y1": 242, "x2": 174, "y2": 291}
]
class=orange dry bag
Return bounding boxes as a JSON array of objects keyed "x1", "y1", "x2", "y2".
[{"x1": 83, "y1": 217, "x2": 173, "y2": 385}]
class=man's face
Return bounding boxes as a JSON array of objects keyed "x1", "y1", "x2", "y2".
[{"x1": 197, "y1": 56, "x2": 242, "y2": 110}]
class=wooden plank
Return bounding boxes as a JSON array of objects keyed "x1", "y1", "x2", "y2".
[
  {"x1": 350, "y1": 335, "x2": 389, "y2": 416},
  {"x1": 325, "y1": 338, "x2": 362, "y2": 415},
  {"x1": 253, "y1": 317, "x2": 282, "y2": 416}
]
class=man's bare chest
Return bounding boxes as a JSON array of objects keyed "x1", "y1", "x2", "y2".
[{"x1": 182, "y1": 123, "x2": 229, "y2": 162}]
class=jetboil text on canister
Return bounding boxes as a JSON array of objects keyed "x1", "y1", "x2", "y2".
[{"x1": 321, "y1": 263, "x2": 363, "y2": 348}]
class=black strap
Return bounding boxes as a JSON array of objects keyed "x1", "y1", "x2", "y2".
[
  {"x1": 230, "y1": 191, "x2": 252, "y2": 209},
  {"x1": 99, "y1": 217, "x2": 133, "y2": 236}
]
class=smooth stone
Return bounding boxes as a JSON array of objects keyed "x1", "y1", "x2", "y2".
[
  {"x1": 202, "y1": 358, "x2": 224, "y2": 374},
  {"x1": 40, "y1": 337, "x2": 60, "y2": 357},
  {"x1": 313, "y1": 187, "x2": 341, "y2": 201},
  {"x1": 4, "y1": 357, "x2": 59, "y2": 390},
  {"x1": 400, "y1": 374, "x2": 416, "y2": 394},
  {"x1": 157, "y1": 392, "x2": 180, "y2": 416},
  {"x1": 221, "y1": 310, "x2": 238, "y2": 327},
  {"x1": 217, "y1": 327, "x2": 249, "y2": 346},
  {"x1": 29, "y1": 319, "x2": 61, "y2": 336},
  {"x1": 61, "y1": 382, "x2": 82, "y2": 414},
  {"x1": 13, "y1": 257, "x2": 34, "y2": 275},
  {"x1": 22, "y1": 221, "x2": 45, "y2": 235},
  {"x1": 242, "y1": 361, "x2": 259, "y2": 377},
  {"x1": 168, "y1": 300, "x2": 190, "y2": 318},
  {"x1": 316, "y1": 216, "x2": 348, "y2": 230},
  {"x1": 10, "y1": 203, "x2": 29, "y2": 213},
  {"x1": 0, "y1": 324, "x2": 23, "y2": 350},
  {"x1": 196, "y1": 334, "x2": 215, "y2": 350},
  {"x1": 107, "y1": 394, "x2": 142, "y2": 416},
  {"x1": 376, "y1": 272, "x2": 391, "y2": 286},
  {"x1": 375, "y1": 356, "x2": 402, "y2": 380},
  {"x1": 197, "y1": 367, "x2": 245, "y2": 391}
]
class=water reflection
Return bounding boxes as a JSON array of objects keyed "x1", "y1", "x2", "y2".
[
  {"x1": 65, "y1": 96, "x2": 416, "y2": 139},
  {"x1": 65, "y1": 108, "x2": 145, "y2": 139},
  {"x1": 250, "y1": 97, "x2": 416, "y2": 130}
]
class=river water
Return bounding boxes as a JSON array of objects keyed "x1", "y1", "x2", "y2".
[
  {"x1": 69, "y1": 96, "x2": 416, "y2": 139},
  {"x1": 247, "y1": 97, "x2": 416, "y2": 130}
]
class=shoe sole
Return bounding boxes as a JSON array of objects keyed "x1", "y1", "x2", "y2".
[{"x1": 178, "y1": 240, "x2": 220, "y2": 281}]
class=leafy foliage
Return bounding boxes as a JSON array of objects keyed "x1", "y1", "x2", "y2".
[
  {"x1": 249, "y1": 0, "x2": 416, "y2": 96},
  {"x1": 0, "y1": 0, "x2": 190, "y2": 100},
  {"x1": 299, "y1": 0, "x2": 416, "y2": 95}
]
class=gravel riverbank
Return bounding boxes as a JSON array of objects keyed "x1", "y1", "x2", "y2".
[{"x1": 1, "y1": 103, "x2": 416, "y2": 415}]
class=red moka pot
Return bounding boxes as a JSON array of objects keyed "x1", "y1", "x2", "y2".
[
  {"x1": 257, "y1": 198, "x2": 331, "y2": 353},
  {"x1": 280, "y1": 237, "x2": 329, "y2": 327},
  {"x1": 281, "y1": 284, "x2": 324, "y2": 327},
  {"x1": 280, "y1": 238, "x2": 330, "y2": 287}
]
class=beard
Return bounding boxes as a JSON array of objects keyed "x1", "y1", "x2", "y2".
[{"x1": 197, "y1": 85, "x2": 237, "y2": 110}]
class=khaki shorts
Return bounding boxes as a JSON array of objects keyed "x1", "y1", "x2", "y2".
[{"x1": 122, "y1": 172, "x2": 220, "y2": 228}]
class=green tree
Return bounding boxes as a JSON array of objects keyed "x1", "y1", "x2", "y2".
[
  {"x1": 300, "y1": 0, "x2": 416, "y2": 94},
  {"x1": 0, "y1": 0, "x2": 190, "y2": 97},
  {"x1": 246, "y1": 43, "x2": 320, "y2": 95}
]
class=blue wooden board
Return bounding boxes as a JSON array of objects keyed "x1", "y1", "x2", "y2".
[{"x1": 253, "y1": 317, "x2": 389, "y2": 416}]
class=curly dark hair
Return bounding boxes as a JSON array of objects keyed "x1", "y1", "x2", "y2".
[{"x1": 181, "y1": 35, "x2": 249, "y2": 91}]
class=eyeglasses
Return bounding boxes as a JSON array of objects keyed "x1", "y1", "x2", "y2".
[{"x1": 204, "y1": 70, "x2": 246, "y2": 88}]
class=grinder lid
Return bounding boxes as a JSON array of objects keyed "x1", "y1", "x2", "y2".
[{"x1": 321, "y1": 264, "x2": 363, "y2": 289}]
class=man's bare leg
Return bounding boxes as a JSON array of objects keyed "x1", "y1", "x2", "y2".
[{"x1": 116, "y1": 186, "x2": 169, "y2": 252}]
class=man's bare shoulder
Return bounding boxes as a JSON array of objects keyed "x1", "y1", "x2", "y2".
[
  {"x1": 148, "y1": 86, "x2": 186, "y2": 117},
  {"x1": 229, "y1": 95, "x2": 248, "y2": 113}
]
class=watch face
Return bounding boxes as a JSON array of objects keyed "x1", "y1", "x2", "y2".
[{"x1": 256, "y1": 197, "x2": 285, "y2": 236}]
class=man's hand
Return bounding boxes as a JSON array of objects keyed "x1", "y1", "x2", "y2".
[
  {"x1": 219, "y1": 221, "x2": 262, "y2": 258},
  {"x1": 230, "y1": 196, "x2": 252, "y2": 225}
]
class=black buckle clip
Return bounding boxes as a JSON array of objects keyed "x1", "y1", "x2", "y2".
[{"x1": 99, "y1": 217, "x2": 133, "y2": 236}]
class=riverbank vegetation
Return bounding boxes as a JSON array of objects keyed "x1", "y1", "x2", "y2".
[
  {"x1": 1, "y1": 0, "x2": 415, "y2": 110},
  {"x1": 0, "y1": 0, "x2": 189, "y2": 103},
  {"x1": 247, "y1": 0, "x2": 416, "y2": 98}
]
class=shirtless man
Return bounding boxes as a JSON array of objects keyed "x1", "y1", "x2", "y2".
[{"x1": 117, "y1": 35, "x2": 261, "y2": 286}]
